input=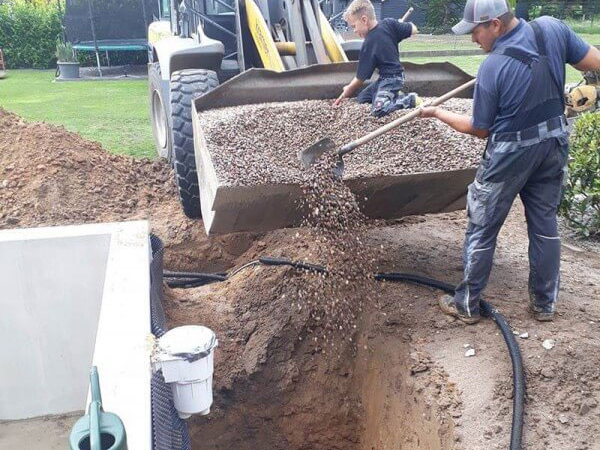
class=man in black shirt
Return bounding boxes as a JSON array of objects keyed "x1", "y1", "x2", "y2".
[{"x1": 333, "y1": 0, "x2": 420, "y2": 117}]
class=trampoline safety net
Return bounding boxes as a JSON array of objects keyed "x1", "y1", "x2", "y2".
[{"x1": 65, "y1": 0, "x2": 159, "y2": 44}]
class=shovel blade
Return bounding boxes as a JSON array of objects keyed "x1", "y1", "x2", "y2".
[{"x1": 299, "y1": 138, "x2": 336, "y2": 170}]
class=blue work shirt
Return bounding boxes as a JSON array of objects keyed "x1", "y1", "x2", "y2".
[
  {"x1": 472, "y1": 17, "x2": 590, "y2": 132},
  {"x1": 356, "y1": 18, "x2": 413, "y2": 80}
]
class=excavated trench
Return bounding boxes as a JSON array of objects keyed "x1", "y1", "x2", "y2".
[{"x1": 163, "y1": 231, "x2": 457, "y2": 450}]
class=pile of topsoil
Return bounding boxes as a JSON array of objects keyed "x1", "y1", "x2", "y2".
[
  {"x1": 0, "y1": 109, "x2": 173, "y2": 227},
  {"x1": 0, "y1": 108, "x2": 242, "y2": 271},
  {"x1": 199, "y1": 98, "x2": 485, "y2": 186}
]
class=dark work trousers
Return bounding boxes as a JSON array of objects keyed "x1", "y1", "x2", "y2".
[
  {"x1": 453, "y1": 127, "x2": 569, "y2": 318},
  {"x1": 356, "y1": 74, "x2": 414, "y2": 117}
]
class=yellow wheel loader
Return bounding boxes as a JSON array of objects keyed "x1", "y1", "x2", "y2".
[{"x1": 148, "y1": 0, "x2": 474, "y2": 220}]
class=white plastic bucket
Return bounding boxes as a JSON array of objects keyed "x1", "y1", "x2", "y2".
[{"x1": 154, "y1": 325, "x2": 218, "y2": 419}]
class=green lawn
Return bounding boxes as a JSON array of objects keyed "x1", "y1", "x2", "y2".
[{"x1": 0, "y1": 70, "x2": 154, "y2": 158}]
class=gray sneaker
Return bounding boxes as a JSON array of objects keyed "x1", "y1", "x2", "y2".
[{"x1": 438, "y1": 295, "x2": 480, "y2": 325}]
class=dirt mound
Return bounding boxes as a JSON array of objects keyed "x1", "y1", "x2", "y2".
[{"x1": 0, "y1": 108, "x2": 252, "y2": 271}]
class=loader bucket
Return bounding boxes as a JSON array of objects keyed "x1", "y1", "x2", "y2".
[
  {"x1": 194, "y1": 61, "x2": 473, "y2": 111},
  {"x1": 192, "y1": 62, "x2": 476, "y2": 235}
]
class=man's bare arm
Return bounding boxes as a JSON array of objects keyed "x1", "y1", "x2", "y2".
[
  {"x1": 421, "y1": 107, "x2": 490, "y2": 139},
  {"x1": 573, "y1": 46, "x2": 600, "y2": 72}
]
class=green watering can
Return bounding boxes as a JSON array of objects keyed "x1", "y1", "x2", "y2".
[{"x1": 69, "y1": 366, "x2": 127, "y2": 450}]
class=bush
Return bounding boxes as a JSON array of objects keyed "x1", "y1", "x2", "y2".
[
  {"x1": 560, "y1": 113, "x2": 600, "y2": 237},
  {"x1": 0, "y1": 0, "x2": 64, "y2": 69}
]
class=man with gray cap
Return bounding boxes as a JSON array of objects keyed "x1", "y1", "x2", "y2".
[{"x1": 420, "y1": 0, "x2": 600, "y2": 324}]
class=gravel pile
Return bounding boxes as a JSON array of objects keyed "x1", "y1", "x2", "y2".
[{"x1": 200, "y1": 98, "x2": 484, "y2": 186}]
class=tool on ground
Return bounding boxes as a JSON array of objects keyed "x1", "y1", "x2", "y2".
[
  {"x1": 299, "y1": 78, "x2": 477, "y2": 178},
  {"x1": 564, "y1": 69, "x2": 600, "y2": 116}
]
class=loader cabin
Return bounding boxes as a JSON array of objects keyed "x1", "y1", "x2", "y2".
[{"x1": 149, "y1": 0, "x2": 367, "y2": 79}]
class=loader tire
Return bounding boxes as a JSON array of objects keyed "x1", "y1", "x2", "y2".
[
  {"x1": 170, "y1": 69, "x2": 219, "y2": 219},
  {"x1": 149, "y1": 63, "x2": 172, "y2": 161}
]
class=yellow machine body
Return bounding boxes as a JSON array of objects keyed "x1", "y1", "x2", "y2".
[
  {"x1": 318, "y1": 9, "x2": 348, "y2": 63},
  {"x1": 245, "y1": 0, "x2": 285, "y2": 72}
]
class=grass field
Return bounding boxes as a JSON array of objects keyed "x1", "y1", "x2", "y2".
[{"x1": 0, "y1": 70, "x2": 154, "y2": 158}]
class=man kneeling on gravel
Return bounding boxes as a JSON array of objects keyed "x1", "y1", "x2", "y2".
[
  {"x1": 420, "y1": 0, "x2": 600, "y2": 324},
  {"x1": 333, "y1": 0, "x2": 421, "y2": 117}
]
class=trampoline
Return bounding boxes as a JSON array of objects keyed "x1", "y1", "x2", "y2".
[
  {"x1": 73, "y1": 39, "x2": 149, "y2": 70},
  {"x1": 72, "y1": 39, "x2": 148, "y2": 52},
  {"x1": 65, "y1": 0, "x2": 157, "y2": 75}
]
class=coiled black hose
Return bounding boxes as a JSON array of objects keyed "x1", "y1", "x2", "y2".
[{"x1": 165, "y1": 257, "x2": 524, "y2": 450}]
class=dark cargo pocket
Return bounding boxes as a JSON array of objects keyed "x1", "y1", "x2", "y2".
[{"x1": 467, "y1": 180, "x2": 492, "y2": 226}]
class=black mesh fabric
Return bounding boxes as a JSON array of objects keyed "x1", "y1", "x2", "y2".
[
  {"x1": 149, "y1": 234, "x2": 191, "y2": 450},
  {"x1": 64, "y1": 0, "x2": 159, "y2": 44}
]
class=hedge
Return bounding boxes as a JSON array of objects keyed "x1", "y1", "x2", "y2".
[
  {"x1": 560, "y1": 112, "x2": 600, "y2": 237},
  {"x1": 0, "y1": 0, "x2": 63, "y2": 69}
]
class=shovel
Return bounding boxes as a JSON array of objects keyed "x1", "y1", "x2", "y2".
[{"x1": 299, "y1": 78, "x2": 476, "y2": 178}]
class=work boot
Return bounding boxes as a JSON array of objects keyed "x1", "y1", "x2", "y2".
[
  {"x1": 438, "y1": 295, "x2": 480, "y2": 324},
  {"x1": 529, "y1": 305, "x2": 554, "y2": 322}
]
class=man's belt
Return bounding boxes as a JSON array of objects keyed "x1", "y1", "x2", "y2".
[{"x1": 491, "y1": 115, "x2": 568, "y2": 143}]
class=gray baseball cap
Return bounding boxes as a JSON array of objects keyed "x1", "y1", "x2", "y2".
[{"x1": 452, "y1": 0, "x2": 510, "y2": 34}]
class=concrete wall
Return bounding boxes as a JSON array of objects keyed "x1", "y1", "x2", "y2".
[
  {"x1": 0, "y1": 233, "x2": 110, "y2": 419},
  {"x1": 0, "y1": 221, "x2": 151, "y2": 448}
]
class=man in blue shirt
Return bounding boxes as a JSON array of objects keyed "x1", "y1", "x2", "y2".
[
  {"x1": 420, "y1": 0, "x2": 600, "y2": 324},
  {"x1": 333, "y1": 0, "x2": 421, "y2": 117}
]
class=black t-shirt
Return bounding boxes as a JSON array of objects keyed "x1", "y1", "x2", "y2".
[{"x1": 356, "y1": 18, "x2": 412, "y2": 80}]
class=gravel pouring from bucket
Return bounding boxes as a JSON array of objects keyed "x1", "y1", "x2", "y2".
[{"x1": 299, "y1": 78, "x2": 477, "y2": 178}]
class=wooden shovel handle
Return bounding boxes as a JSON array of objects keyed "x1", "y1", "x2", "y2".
[
  {"x1": 339, "y1": 78, "x2": 476, "y2": 156},
  {"x1": 400, "y1": 7, "x2": 414, "y2": 22}
]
